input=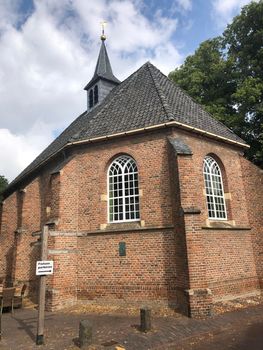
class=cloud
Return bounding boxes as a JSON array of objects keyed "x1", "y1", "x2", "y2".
[
  {"x1": 0, "y1": 0, "x2": 21, "y2": 31},
  {"x1": 173, "y1": 0, "x2": 192, "y2": 12},
  {"x1": 0, "y1": 125, "x2": 54, "y2": 181},
  {"x1": 212, "y1": 0, "x2": 258, "y2": 26},
  {"x1": 0, "y1": 0, "x2": 183, "y2": 182}
]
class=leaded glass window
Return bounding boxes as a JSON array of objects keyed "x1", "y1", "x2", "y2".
[
  {"x1": 108, "y1": 155, "x2": 140, "y2": 222},
  {"x1": 203, "y1": 156, "x2": 227, "y2": 220}
]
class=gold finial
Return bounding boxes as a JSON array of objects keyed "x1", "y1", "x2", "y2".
[{"x1": 100, "y1": 20, "x2": 107, "y2": 41}]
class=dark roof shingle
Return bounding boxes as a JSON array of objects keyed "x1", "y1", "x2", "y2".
[{"x1": 6, "y1": 62, "x2": 246, "y2": 195}]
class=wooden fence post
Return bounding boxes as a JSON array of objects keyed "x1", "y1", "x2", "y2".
[
  {"x1": 36, "y1": 225, "x2": 48, "y2": 345},
  {"x1": 0, "y1": 296, "x2": 2, "y2": 341},
  {"x1": 140, "y1": 307, "x2": 151, "y2": 332}
]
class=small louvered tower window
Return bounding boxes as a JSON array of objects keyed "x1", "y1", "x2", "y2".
[
  {"x1": 108, "y1": 155, "x2": 140, "y2": 222},
  {"x1": 94, "y1": 85, "x2": 98, "y2": 104},
  {"x1": 203, "y1": 156, "x2": 227, "y2": 220},
  {"x1": 89, "y1": 89, "x2": 94, "y2": 109}
]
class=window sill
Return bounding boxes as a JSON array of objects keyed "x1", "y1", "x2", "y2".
[
  {"x1": 105, "y1": 221, "x2": 142, "y2": 231},
  {"x1": 78, "y1": 224, "x2": 174, "y2": 236},
  {"x1": 202, "y1": 219, "x2": 251, "y2": 230},
  {"x1": 202, "y1": 224, "x2": 251, "y2": 231}
]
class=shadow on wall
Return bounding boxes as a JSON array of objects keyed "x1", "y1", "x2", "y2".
[
  {"x1": 5, "y1": 246, "x2": 15, "y2": 286},
  {"x1": 167, "y1": 141, "x2": 191, "y2": 316},
  {"x1": 21, "y1": 175, "x2": 50, "y2": 304},
  {"x1": 27, "y1": 238, "x2": 41, "y2": 304},
  {"x1": 158, "y1": 145, "x2": 181, "y2": 311}
]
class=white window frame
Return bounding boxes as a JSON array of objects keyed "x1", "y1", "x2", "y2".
[
  {"x1": 203, "y1": 156, "x2": 227, "y2": 220},
  {"x1": 108, "y1": 155, "x2": 140, "y2": 223}
]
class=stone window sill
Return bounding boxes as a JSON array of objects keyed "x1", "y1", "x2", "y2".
[
  {"x1": 105, "y1": 221, "x2": 142, "y2": 231},
  {"x1": 202, "y1": 224, "x2": 251, "y2": 231}
]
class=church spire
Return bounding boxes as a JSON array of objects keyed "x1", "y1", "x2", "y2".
[
  {"x1": 84, "y1": 24, "x2": 120, "y2": 111},
  {"x1": 88, "y1": 40, "x2": 120, "y2": 88}
]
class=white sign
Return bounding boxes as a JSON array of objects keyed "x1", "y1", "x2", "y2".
[{"x1": 36, "y1": 260, "x2": 54, "y2": 276}]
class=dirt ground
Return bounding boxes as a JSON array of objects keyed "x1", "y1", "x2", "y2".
[
  {"x1": 0, "y1": 295, "x2": 262, "y2": 350},
  {"x1": 58, "y1": 293, "x2": 263, "y2": 317},
  {"x1": 181, "y1": 320, "x2": 263, "y2": 350},
  {"x1": 212, "y1": 294, "x2": 263, "y2": 315}
]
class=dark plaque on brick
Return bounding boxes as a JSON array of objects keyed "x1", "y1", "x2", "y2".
[{"x1": 119, "y1": 242, "x2": 126, "y2": 256}]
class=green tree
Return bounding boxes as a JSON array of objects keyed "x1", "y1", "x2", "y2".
[
  {"x1": 169, "y1": 0, "x2": 263, "y2": 167},
  {"x1": 223, "y1": 0, "x2": 263, "y2": 164},
  {"x1": 0, "y1": 175, "x2": 8, "y2": 202},
  {"x1": 169, "y1": 38, "x2": 238, "y2": 127}
]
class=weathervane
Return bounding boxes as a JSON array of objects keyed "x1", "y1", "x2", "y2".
[{"x1": 100, "y1": 20, "x2": 107, "y2": 41}]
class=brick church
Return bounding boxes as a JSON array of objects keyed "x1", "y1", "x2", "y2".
[{"x1": 0, "y1": 34, "x2": 262, "y2": 318}]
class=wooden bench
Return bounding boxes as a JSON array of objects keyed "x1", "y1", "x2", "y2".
[
  {"x1": 0, "y1": 287, "x2": 16, "y2": 340},
  {"x1": 0, "y1": 287, "x2": 15, "y2": 314},
  {"x1": 14, "y1": 284, "x2": 27, "y2": 308}
]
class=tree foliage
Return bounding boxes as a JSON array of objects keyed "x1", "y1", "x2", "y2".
[
  {"x1": 169, "y1": 0, "x2": 263, "y2": 167},
  {"x1": 0, "y1": 175, "x2": 8, "y2": 202}
]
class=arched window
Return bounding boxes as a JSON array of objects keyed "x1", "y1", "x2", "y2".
[
  {"x1": 89, "y1": 89, "x2": 93, "y2": 109},
  {"x1": 94, "y1": 85, "x2": 98, "y2": 105},
  {"x1": 203, "y1": 156, "x2": 227, "y2": 220},
  {"x1": 108, "y1": 155, "x2": 140, "y2": 222}
]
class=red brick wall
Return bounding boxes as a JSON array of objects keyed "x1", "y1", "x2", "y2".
[
  {"x1": 0, "y1": 128, "x2": 262, "y2": 316},
  {"x1": 77, "y1": 230, "x2": 177, "y2": 306},
  {"x1": 240, "y1": 157, "x2": 263, "y2": 288},
  {"x1": 170, "y1": 130, "x2": 260, "y2": 306},
  {"x1": 0, "y1": 166, "x2": 56, "y2": 298},
  {"x1": 53, "y1": 132, "x2": 177, "y2": 309},
  {"x1": 58, "y1": 158, "x2": 79, "y2": 231},
  {"x1": 173, "y1": 151, "x2": 213, "y2": 317},
  {"x1": 46, "y1": 234, "x2": 78, "y2": 310},
  {"x1": 205, "y1": 230, "x2": 259, "y2": 300},
  {"x1": 66, "y1": 133, "x2": 174, "y2": 232},
  {"x1": 171, "y1": 129, "x2": 250, "y2": 227},
  {"x1": 14, "y1": 180, "x2": 41, "y2": 290},
  {"x1": 49, "y1": 174, "x2": 60, "y2": 221},
  {"x1": 0, "y1": 192, "x2": 17, "y2": 285}
]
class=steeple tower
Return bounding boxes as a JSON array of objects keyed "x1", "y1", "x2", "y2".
[{"x1": 84, "y1": 24, "x2": 120, "y2": 111}]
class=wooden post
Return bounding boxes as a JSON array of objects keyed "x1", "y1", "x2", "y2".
[
  {"x1": 0, "y1": 297, "x2": 2, "y2": 341},
  {"x1": 79, "y1": 320, "x2": 93, "y2": 348},
  {"x1": 140, "y1": 307, "x2": 151, "y2": 332},
  {"x1": 36, "y1": 225, "x2": 48, "y2": 345}
]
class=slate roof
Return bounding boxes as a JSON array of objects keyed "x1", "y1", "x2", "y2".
[
  {"x1": 84, "y1": 41, "x2": 120, "y2": 91},
  {"x1": 6, "y1": 61, "x2": 246, "y2": 195},
  {"x1": 168, "y1": 137, "x2": 193, "y2": 155}
]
